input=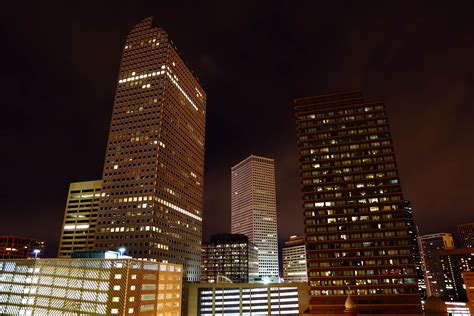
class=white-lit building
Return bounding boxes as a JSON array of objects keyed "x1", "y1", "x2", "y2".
[
  {"x1": 186, "y1": 282, "x2": 309, "y2": 315},
  {"x1": 231, "y1": 155, "x2": 279, "y2": 278},
  {"x1": 283, "y1": 235, "x2": 307, "y2": 282},
  {"x1": 0, "y1": 258, "x2": 182, "y2": 315},
  {"x1": 58, "y1": 180, "x2": 102, "y2": 258}
]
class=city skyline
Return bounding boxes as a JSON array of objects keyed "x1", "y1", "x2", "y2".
[{"x1": 2, "y1": 3, "x2": 474, "y2": 258}]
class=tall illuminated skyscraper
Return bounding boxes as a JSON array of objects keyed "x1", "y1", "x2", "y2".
[
  {"x1": 94, "y1": 17, "x2": 207, "y2": 281},
  {"x1": 294, "y1": 91, "x2": 422, "y2": 315},
  {"x1": 231, "y1": 155, "x2": 279, "y2": 279}
]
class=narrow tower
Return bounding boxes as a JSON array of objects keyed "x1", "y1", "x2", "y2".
[
  {"x1": 94, "y1": 17, "x2": 207, "y2": 281},
  {"x1": 231, "y1": 155, "x2": 279, "y2": 279}
]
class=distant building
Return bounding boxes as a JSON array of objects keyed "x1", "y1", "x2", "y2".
[
  {"x1": 58, "y1": 180, "x2": 102, "y2": 258},
  {"x1": 438, "y1": 247, "x2": 474, "y2": 301},
  {"x1": 186, "y1": 282, "x2": 309, "y2": 315},
  {"x1": 294, "y1": 91, "x2": 422, "y2": 315},
  {"x1": 0, "y1": 236, "x2": 45, "y2": 259},
  {"x1": 463, "y1": 272, "x2": 474, "y2": 315},
  {"x1": 444, "y1": 301, "x2": 471, "y2": 316},
  {"x1": 93, "y1": 17, "x2": 207, "y2": 282},
  {"x1": 0, "y1": 258, "x2": 182, "y2": 315},
  {"x1": 458, "y1": 222, "x2": 474, "y2": 248},
  {"x1": 418, "y1": 233, "x2": 455, "y2": 298},
  {"x1": 282, "y1": 235, "x2": 307, "y2": 282},
  {"x1": 201, "y1": 234, "x2": 258, "y2": 283},
  {"x1": 231, "y1": 155, "x2": 279, "y2": 278}
]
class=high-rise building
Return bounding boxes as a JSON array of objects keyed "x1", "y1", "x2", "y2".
[
  {"x1": 282, "y1": 235, "x2": 308, "y2": 283},
  {"x1": 0, "y1": 236, "x2": 45, "y2": 259},
  {"x1": 58, "y1": 180, "x2": 102, "y2": 258},
  {"x1": 418, "y1": 233, "x2": 455, "y2": 298},
  {"x1": 231, "y1": 155, "x2": 279, "y2": 279},
  {"x1": 438, "y1": 247, "x2": 474, "y2": 301},
  {"x1": 201, "y1": 233, "x2": 258, "y2": 283},
  {"x1": 93, "y1": 17, "x2": 207, "y2": 281},
  {"x1": 0, "y1": 258, "x2": 182, "y2": 315},
  {"x1": 458, "y1": 222, "x2": 474, "y2": 248},
  {"x1": 294, "y1": 91, "x2": 422, "y2": 315}
]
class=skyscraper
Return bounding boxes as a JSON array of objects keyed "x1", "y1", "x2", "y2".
[
  {"x1": 94, "y1": 17, "x2": 207, "y2": 281},
  {"x1": 418, "y1": 233, "x2": 455, "y2": 298},
  {"x1": 457, "y1": 222, "x2": 474, "y2": 248},
  {"x1": 294, "y1": 91, "x2": 422, "y2": 314},
  {"x1": 58, "y1": 180, "x2": 102, "y2": 258},
  {"x1": 282, "y1": 235, "x2": 308, "y2": 282},
  {"x1": 231, "y1": 155, "x2": 279, "y2": 279}
]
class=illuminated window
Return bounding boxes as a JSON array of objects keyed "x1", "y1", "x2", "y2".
[{"x1": 113, "y1": 285, "x2": 120, "y2": 291}]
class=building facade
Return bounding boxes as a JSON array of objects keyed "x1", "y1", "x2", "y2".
[
  {"x1": 0, "y1": 236, "x2": 45, "y2": 260},
  {"x1": 201, "y1": 234, "x2": 258, "y2": 283},
  {"x1": 186, "y1": 282, "x2": 309, "y2": 315},
  {"x1": 418, "y1": 233, "x2": 455, "y2": 298},
  {"x1": 58, "y1": 180, "x2": 102, "y2": 258},
  {"x1": 294, "y1": 91, "x2": 422, "y2": 315},
  {"x1": 458, "y1": 222, "x2": 474, "y2": 248},
  {"x1": 438, "y1": 248, "x2": 474, "y2": 301},
  {"x1": 463, "y1": 272, "x2": 474, "y2": 315},
  {"x1": 93, "y1": 17, "x2": 207, "y2": 281},
  {"x1": 231, "y1": 155, "x2": 279, "y2": 278},
  {"x1": 282, "y1": 235, "x2": 308, "y2": 282},
  {"x1": 0, "y1": 258, "x2": 182, "y2": 315}
]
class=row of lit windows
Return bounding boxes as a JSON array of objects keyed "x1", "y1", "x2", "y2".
[
  {"x1": 299, "y1": 119, "x2": 388, "y2": 134},
  {"x1": 310, "y1": 287, "x2": 417, "y2": 296},
  {"x1": 310, "y1": 258, "x2": 411, "y2": 268},
  {"x1": 301, "y1": 141, "x2": 392, "y2": 156},
  {"x1": 303, "y1": 148, "x2": 394, "y2": 163},
  {"x1": 310, "y1": 267, "x2": 415, "y2": 277},
  {"x1": 297, "y1": 105, "x2": 385, "y2": 121},
  {"x1": 307, "y1": 239, "x2": 412, "y2": 251}
]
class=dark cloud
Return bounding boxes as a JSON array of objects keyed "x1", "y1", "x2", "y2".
[{"x1": 1, "y1": 1, "x2": 474, "y2": 256}]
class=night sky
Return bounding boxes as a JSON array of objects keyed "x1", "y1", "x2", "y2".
[{"x1": 2, "y1": 2, "x2": 473, "y2": 257}]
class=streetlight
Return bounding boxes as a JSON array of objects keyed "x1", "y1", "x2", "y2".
[
  {"x1": 33, "y1": 249, "x2": 40, "y2": 259},
  {"x1": 118, "y1": 247, "x2": 126, "y2": 257}
]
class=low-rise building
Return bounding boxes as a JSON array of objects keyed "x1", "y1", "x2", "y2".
[
  {"x1": 0, "y1": 258, "x2": 182, "y2": 315},
  {"x1": 186, "y1": 282, "x2": 309, "y2": 315},
  {"x1": 0, "y1": 236, "x2": 45, "y2": 259}
]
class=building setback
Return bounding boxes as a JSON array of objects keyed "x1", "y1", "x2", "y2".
[
  {"x1": 282, "y1": 235, "x2": 308, "y2": 282},
  {"x1": 231, "y1": 155, "x2": 279, "y2": 278},
  {"x1": 0, "y1": 236, "x2": 45, "y2": 260},
  {"x1": 457, "y1": 222, "x2": 474, "y2": 248},
  {"x1": 58, "y1": 180, "x2": 102, "y2": 258},
  {"x1": 93, "y1": 17, "x2": 207, "y2": 282},
  {"x1": 0, "y1": 258, "x2": 182, "y2": 315},
  {"x1": 201, "y1": 234, "x2": 258, "y2": 283},
  {"x1": 294, "y1": 91, "x2": 422, "y2": 315},
  {"x1": 438, "y1": 247, "x2": 474, "y2": 301}
]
